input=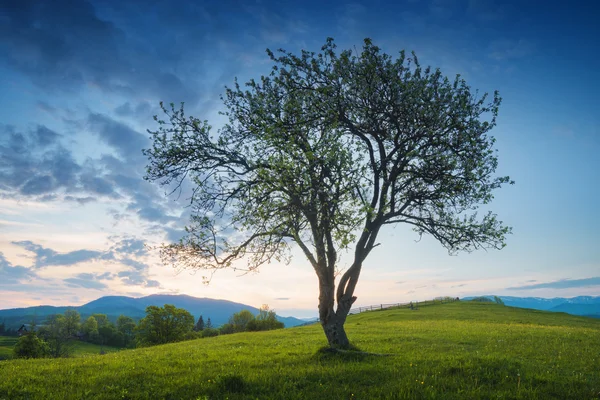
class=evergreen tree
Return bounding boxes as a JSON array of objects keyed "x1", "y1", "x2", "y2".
[
  {"x1": 205, "y1": 318, "x2": 212, "y2": 329},
  {"x1": 194, "y1": 315, "x2": 205, "y2": 331}
]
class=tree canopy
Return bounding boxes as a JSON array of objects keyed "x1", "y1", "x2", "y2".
[
  {"x1": 135, "y1": 304, "x2": 195, "y2": 346},
  {"x1": 144, "y1": 38, "x2": 513, "y2": 348}
]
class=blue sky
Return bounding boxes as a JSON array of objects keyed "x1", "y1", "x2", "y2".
[{"x1": 0, "y1": 0, "x2": 598, "y2": 317}]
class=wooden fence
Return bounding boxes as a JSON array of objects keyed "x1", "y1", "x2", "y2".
[{"x1": 348, "y1": 296, "x2": 458, "y2": 315}]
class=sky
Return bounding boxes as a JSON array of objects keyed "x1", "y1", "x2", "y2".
[{"x1": 0, "y1": 0, "x2": 598, "y2": 318}]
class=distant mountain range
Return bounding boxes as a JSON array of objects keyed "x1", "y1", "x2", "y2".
[
  {"x1": 0, "y1": 294, "x2": 306, "y2": 330},
  {"x1": 462, "y1": 295, "x2": 600, "y2": 318}
]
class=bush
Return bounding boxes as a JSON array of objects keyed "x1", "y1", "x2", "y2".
[
  {"x1": 201, "y1": 328, "x2": 219, "y2": 338},
  {"x1": 219, "y1": 323, "x2": 235, "y2": 335},
  {"x1": 13, "y1": 333, "x2": 49, "y2": 359},
  {"x1": 470, "y1": 296, "x2": 493, "y2": 303}
]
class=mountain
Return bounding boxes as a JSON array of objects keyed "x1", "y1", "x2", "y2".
[
  {"x1": 462, "y1": 295, "x2": 600, "y2": 318},
  {"x1": 0, "y1": 295, "x2": 306, "y2": 329}
]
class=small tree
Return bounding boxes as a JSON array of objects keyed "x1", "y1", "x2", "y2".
[
  {"x1": 13, "y1": 331, "x2": 49, "y2": 359},
  {"x1": 194, "y1": 315, "x2": 205, "y2": 332},
  {"x1": 144, "y1": 38, "x2": 513, "y2": 349},
  {"x1": 247, "y1": 305, "x2": 284, "y2": 331},
  {"x1": 205, "y1": 318, "x2": 213, "y2": 329},
  {"x1": 40, "y1": 314, "x2": 74, "y2": 358},
  {"x1": 229, "y1": 310, "x2": 255, "y2": 333}
]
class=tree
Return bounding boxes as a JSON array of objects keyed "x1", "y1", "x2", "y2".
[
  {"x1": 194, "y1": 315, "x2": 205, "y2": 332},
  {"x1": 144, "y1": 38, "x2": 513, "y2": 349},
  {"x1": 63, "y1": 309, "x2": 81, "y2": 338},
  {"x1": 40, "y1": 314, "x2": 74, "y2": 358},
  {"x1": 228, "y1": 310, "x2": 255, "y2": 333},
  {"x1": 135, "y1": 304, "x2": 195, "y2": 346},
  {"x1": 81, "y1": 316, "x2": 99, "y2": 342},
  {"x1": 91, "y1": 314, "x2": 109, "y2": 329},
  {"x1": 205, "y1": 318, "x2": 212, "y2": 329},
  {"x1": 247, "y1": 305, "x2": 284, "y2": 331},
  {"x1": 116, "y1": 315, "x2": 137, "y2": 347}
]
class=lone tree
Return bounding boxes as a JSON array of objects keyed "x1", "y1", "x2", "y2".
[{"x1": 144, "y1": 38, "x2": 513, "y2": 349}]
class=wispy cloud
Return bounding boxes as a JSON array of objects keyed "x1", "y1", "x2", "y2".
[
  {"x1": 507, "y1": 277, "x2": 600, "y2": 290},
  {"x1": 12, "y1": 240, "x2": 107, "y2": 268}
]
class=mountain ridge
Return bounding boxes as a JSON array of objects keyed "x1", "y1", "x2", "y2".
[
  {"x1": 462, "y1": 295, "x2": 600, "y2": 318},
  {"x1": 0, "y1": 294, "x2": 306, "y2": 329}
]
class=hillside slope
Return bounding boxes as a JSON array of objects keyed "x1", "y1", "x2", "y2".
[{"x1": 1, "y1": 302, "x2": 598, "y2": 399}]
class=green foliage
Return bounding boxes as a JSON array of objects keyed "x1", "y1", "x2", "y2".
[
  {"x1": 228, "y1": 310, "x2": 255, "y2": 333},
  {"x1": 81, "y1": 316, "x2": 99, "y2": 342},
  {"x1": 91, "y1": 314, "x2": 109, "y2": 329},
  {"x1": 144, "y1": 37, "x2": 514, "y2": 348},
  {"x1": 218, "y1": 323, "x2": 234, "y2": 335},
  {"x1": 135, "y1": 304, "x2": 195, "y2": 346},
  {"x1": 38, "y1": 314, "x2": 74, "y2": 358},
  {"x1": 200, "y1": 327, "x2": 219, "y2": 338},
  {"x1": 194, "y1": 315, "x2": 205, "y2": 332},
  {"x1": 247, "y1": 305, "x2": 284, "y2": 332},
  {"x1": 493, "y1": 296, "x2": 505, "y2": 305},
  {"x1": 471, "y1": 296, "x2": 493, "y2": 303},
  {"x1": 12, "y1": 332, "x2": 49, "y2": 359},
  {"x1": 220, "y1": 307, "x2": 285, "y2": 335},
  {"x1": 116, "y1": 315, "x2": 136, "y2": 348},
  {"x1": 0, "y1": 303, "x2": 598, "y2": 399},
  {"x1": 63, "y1": 310, "x2": 80, "y2": 338}
]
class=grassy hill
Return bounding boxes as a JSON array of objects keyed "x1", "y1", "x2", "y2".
[{"x1": 0, "y1": 301, "x2": 598, "y2": 399}]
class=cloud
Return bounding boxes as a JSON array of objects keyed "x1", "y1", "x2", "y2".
[
  {"x1": 275, "y1": 297, "x2": 290, "y2": 300},
  {"x1": 111, "y1": 237, "x2": 147, "y2": 257},
  {"x1": 0, "y1": 252, "x2": 38, "y2": 284},
  {"x1": 0, "y1": 124, "x2": 114, "y2": 200},
  {"x1": 507, "y1": 277, "x2": 600, "y2": 290},
  {"x1": 87, "y1": 113, "x2": 149, "y2": 160},
  {"x1": 0, "y1": 0, "x2": 204, "y2": 105},
  {"x1": 64, "y1": 272, "x2": 110, "y2": 290},
  {"x1": 12, "y1": 240, "x2": 105, "y2": 268}
]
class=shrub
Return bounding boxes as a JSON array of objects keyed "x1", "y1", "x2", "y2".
[
  {"x1": 13, "y1": 333, "x2": 49, "y2": 359},
  {"x1": 201, "y1": 328, "x2": 219, "y2": 338}
]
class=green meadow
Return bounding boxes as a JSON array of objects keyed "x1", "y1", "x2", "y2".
[
  {"x1": 0, "y1": 337, "x2": 121, "y2": 361},
  {"x1": 0, "y1": 302, "x2": 598, "y2": 399}
]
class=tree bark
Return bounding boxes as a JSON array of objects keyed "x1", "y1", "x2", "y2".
[
  {"x1": 321, "y1": 313, "x2": 350, "y2": 348},
  {"x1": 318, "y1": 277, "x2": 356, "y2": 349}
]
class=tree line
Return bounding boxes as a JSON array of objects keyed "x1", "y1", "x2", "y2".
[{"x1": 10, "y1": 304, "x2": 283, "y2": 359}]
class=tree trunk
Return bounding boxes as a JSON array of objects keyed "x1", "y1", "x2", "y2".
[{"x1": 321, "y1": 313, "x2": 350, "y2": 348}]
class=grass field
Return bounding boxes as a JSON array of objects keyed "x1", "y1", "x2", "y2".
[
  {"x1": 0, "y1": 336, "x2": 18, "y2": 360},
  {"x1": 0, "y1": 336, "x2": 122, "y2": 361},
  {"x1": 0, "y1": 302, "x2": 598, "y2": 399}
]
